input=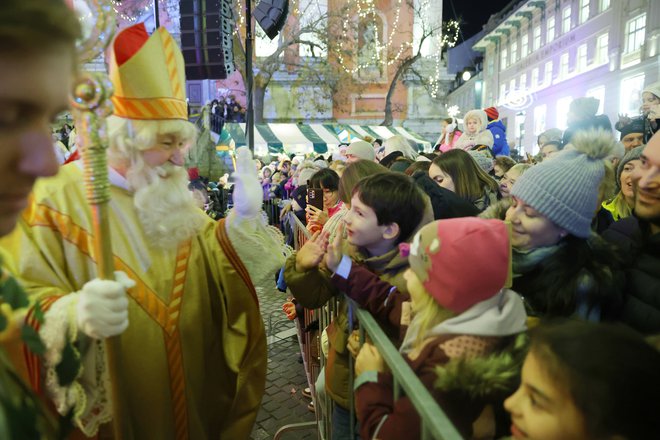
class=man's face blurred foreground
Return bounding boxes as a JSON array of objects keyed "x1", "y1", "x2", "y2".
[
  {"x1": 0, "y1": 48, "x2": 72, "y2": 235},
  {"x1": 633, "y1": 132, "x2": 660, "y2": 234}
]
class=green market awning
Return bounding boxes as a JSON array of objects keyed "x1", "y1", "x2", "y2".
[
  {"x1": 218, "y1": 123, "x2": 431, "y2": 156},
  {"x1": 343, "y1": 125, "x2": 431, "y2": 151},
  {"x1": 219, "y1": 123, "x2": 339, "y2": 156}
]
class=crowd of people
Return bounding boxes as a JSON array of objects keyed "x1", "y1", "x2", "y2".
[
  {"x1": 249, "y1": 87, "x2": 660, "y2": 439},
  {"x1": 210, "y1": 95, "x2": 246, "y2": 123},
  {"x1": 1, "y1": 1, "x2": 659, "y2": 439}
]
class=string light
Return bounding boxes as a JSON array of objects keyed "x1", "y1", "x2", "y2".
[
  {"x1": 110, "y1": 0, "x2": 153, "y2": 23},
  {"x1": 333, "y1": 0, "x2": 411, "y2": 74},
  {"x1": 232, "y1": 0, "x2": 245, "y2": 35},
  {"x1": 428, "y1": 19, "x2": 459, "y2": 98},
  {"x1": 227, "y1": 0, "x2": 458, "y2": 84}
]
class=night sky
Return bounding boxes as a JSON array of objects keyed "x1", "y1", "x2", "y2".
[{"x1": 443, "y1": 0, "x2": 517, "y2": 41}]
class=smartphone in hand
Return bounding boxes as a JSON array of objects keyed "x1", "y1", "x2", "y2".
[{"x1": 307, "y1": 187, "x2": 324, "y2": 210}]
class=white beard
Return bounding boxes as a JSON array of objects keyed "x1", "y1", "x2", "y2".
[{"x1": 126, "y1": 161, "x2": 205, "y2": 250}]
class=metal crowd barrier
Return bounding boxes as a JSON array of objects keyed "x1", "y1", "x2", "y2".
[
  {"x1": 263, "y1": 199, "x2": 283, "y2": 227},
  {"x1": 275, "y1": 212, "x2": 461, "y2": 440},
  {"x1": 209, "y1": 113, "x2": 224, "y2": 134},
  {"x1": 274, "y1": 213, "x2": 326, "y2": 439},
  {"x1": 349, "y1": 300, "x2": 462, "y2": 440}
]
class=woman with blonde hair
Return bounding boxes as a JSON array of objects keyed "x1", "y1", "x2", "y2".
[
  {"x1": 493, "y1": 156, "x2": 516, "y2": 180},
  {"x1": 429, "y1": 149, "x2": 500, "y2": 211},
  {"x1": 499, "y1": 163, "x2": 531, "y2": 198},
  {"x1": 602, "y1": 146, "x2": 644, "y2": 221}
]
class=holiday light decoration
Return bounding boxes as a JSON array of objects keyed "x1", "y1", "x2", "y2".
[
  {"x1": 447, "y1": 105, "x2": 460, "y2": 117},
  {"x1": 500, "y1": 87, "x2": 535, "y2": 111},
  {"x1": 333, "y1": 0, "x2": 411, "y2": 75},
  {"x1": 229, "y1": 0, "x2": 458, "y2": 78},
  {"x1": 430, "y1": 19, "x2": 460, "y2": 97},
  {"x1": 233, "y1": 0, "x2": 246, "y2": 35},
  {"x1": 110, "y1": 0, "x2": 153, "y2": 23}
]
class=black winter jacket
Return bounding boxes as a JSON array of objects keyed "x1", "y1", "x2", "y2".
[
  {"x1": 602, "y1": 217, "x2": 660, "y2": 334},
  {"x1": 412, "y1": 172, "x2": 480, "y2": 219},
  {"x1": 512, "y1": 235, "x2": 625, "y2": 320}
]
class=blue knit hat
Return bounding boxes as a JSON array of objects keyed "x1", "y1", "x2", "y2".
[{"x1": 511, "y1": 130, "x2": 614, "y2": 238}]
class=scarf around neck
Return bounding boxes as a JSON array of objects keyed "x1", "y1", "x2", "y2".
[{"x1": 512, "y1": 242, "x2": 565, "y2": 275}]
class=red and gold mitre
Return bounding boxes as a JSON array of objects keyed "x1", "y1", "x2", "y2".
[{"x1": 108, "y1": 23, "x2": 187, "y2": 120}]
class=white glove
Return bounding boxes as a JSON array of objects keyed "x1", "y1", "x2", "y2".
[
  {"x1": 232, "y1": 147, "x2": 263, "y2": 219},
  {"x1": 76, "y1": 271, "x2": 135, "y2": 339}
]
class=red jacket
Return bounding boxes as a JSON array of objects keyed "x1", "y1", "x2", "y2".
[{"x1": 331, "y1": 261, "x2": 524, "y2": 439}]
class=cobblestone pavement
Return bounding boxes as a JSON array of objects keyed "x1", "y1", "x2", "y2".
[{"x1": 251, "y1": 286, "x2": 317, "y2": 440}]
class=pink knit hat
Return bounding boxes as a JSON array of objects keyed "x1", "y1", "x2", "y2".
[{"x1": 402, "y1": 218, "x2": 511, "y2": 313}]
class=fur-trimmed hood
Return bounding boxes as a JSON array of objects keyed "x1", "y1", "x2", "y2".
[
  {"x1": 479, "y1": 198, "x2": 512, "y2": 220},
  {"x1": 434, "y1": 333, "x2": 528, "y2": 398},
  {"x1": 462, "y1": 109, "x2": 489, "y2": 133}
]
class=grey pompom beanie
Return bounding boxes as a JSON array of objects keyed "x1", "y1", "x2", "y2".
[
  {"x1": 468, "y1": 150, "x2": 494, "y2": 173},
  {"x1": 511, "y1": 147, "x2": 608, "y2": 238}
]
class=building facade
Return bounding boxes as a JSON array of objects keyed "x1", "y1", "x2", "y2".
[
  {"x1": 108, "y1": 0, "x2": 450, "y2": 139},
  {"x1": 468, "y1": 0, "x2": 660, "y2": 154}
]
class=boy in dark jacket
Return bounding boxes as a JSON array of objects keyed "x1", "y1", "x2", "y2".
[
  {"x1": 285, "y1": 172, "x2": 433, "y2": 438},
  {"x1": 484, "y1": 107, "x2": 510, "y2": 156}
]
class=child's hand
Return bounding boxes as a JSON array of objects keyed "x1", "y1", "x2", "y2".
[
  {"x1": 355, "y1": 343, "x2": 387, "y2": 376},
  {"x1": 617, "y1": 113, "x2": 632, "y2": 126},
  {"x1": 282, "y1": 301, "x2": 297, "y2": 320},
  {"x1": 347, "y1": 330, "x2": 360, "y2": 358},
  {"x1": 279, "y1": 202, "x2": 293, "y2": 220},
  {"x1": 306, "y1": 205, "x2": 329, "y2": 225},
  {"x1": 295, "y1": 231, "x2": 329, "y2": 272},
  {"x1": 324, "y1": 223, "x2": 344, "y2": 273},
  {"x1": 347, "y1": 330, "x2": 371, "y2": 358}
]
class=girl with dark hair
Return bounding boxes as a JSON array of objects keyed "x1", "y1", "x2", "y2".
[
  {"x1": 429, "y1": 149, "x2": 500, "y2": 211},
  {"x1": 506, "y1": 320, "x2": 660, "y2": 440},
  {"x1": 306, "y1": 168, "x2": 341, "y2": 234}
]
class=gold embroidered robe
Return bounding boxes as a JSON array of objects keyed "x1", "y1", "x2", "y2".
[{"x1": 1, "y1": 164, "x2": 267, "y2": 439}]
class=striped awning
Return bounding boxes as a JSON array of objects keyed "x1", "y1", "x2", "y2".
[{"x1": 218, "y1": 123, "x2": 431, "y2": 156}]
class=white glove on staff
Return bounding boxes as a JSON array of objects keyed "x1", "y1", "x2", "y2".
[
  {"x1": 76, "y1": 271, "x2": 135, "y2": 339},
  {"x1": 232, "y1": 147, "x2": 264, "y2": 219}
]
